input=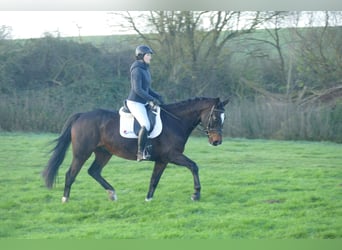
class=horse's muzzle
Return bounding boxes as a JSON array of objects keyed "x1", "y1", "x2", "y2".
[
  {"x1": 208, "y1": 132, "x2": 222, "y2": 146},
  {"x1": 212, "y1": 140, "x2": 222, "y2": 146}
]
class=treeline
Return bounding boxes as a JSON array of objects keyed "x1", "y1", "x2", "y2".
[{"x1": 0, "y1": 17, "x2": 341, "y2": 142}]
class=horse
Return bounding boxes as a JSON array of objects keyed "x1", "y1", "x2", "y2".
[{"x1": 42, "y1": 97, "x2": 229, "y2": 203}]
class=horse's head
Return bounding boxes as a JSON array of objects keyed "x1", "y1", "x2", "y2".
[{"x1": 202, "y1": 98, "x2": 229, "y2": 146}]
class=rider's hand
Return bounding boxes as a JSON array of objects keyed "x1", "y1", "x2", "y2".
[{"x1": 148, "y1": 99, "x2": 159, "y2": 108}]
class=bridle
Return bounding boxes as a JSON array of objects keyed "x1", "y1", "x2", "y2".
[{"x1": 198, "y1": 105, "x2": 225, "y2": 135}]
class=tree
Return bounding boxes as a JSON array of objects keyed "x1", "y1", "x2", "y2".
[
  {"x1": 290, "y1": 11, "x2": 342, "y2": 105},
  {"x1": 0, "y1": 25, "x2": 12, "y2": 40},
  {"x1": 112, "y1": 11, "x2": 279, "y2": 100},
  {"x1": 0, "y1": 25, "x2": 18, "y2": 94}
]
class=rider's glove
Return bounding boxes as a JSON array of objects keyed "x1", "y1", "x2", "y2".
[{"x1": 148, "y1": 99, "x2": 160, "y2": 109}]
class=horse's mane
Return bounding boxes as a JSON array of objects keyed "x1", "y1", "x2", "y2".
[{"x1": 164, "y1": 97, "x2": 217, "y2": 112}]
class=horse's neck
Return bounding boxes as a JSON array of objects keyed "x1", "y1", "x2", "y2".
[{"x1": 168, "y1": 103, "x2": 206, "y2": 132}]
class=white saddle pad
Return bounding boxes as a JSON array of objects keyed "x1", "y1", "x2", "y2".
[{"x1": 119, "y1": 106, "x2": 162, "y2": 138}]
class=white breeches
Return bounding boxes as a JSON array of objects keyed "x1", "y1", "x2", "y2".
[{"x1": 126, "y1": 100, "x2": 151, "y2": 131}]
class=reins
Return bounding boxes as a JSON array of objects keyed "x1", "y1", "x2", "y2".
[
  {"x1": 158, "y1": 103, "x2": 224, "y2": 135},
  {"x1": 159, "y1": 106, "x2": 181, "y2": 121}
]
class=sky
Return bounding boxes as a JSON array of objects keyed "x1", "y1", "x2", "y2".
[
  {"x1": 1, "y1": 11, "x2": 342, "y2": 40},
  {"x1": 0, "y1": 11, "x2": 130, "y2": 39}
]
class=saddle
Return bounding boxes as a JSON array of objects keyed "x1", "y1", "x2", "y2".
[{"x1": 119, "y1": 102, "x2": 163, "y2": 139}]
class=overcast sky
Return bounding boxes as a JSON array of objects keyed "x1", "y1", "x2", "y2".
[
  {"x1": 2, "y1": 11, "x2": 342, "y2": 40},
  {"x1": 0, "y1": 11, "x2": 130, "y2": 39}
]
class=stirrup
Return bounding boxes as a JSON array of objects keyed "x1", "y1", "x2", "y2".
[
  {"x1": 137, "y1": 152, "x2": 144, "y2": 162},
  {"x1": 137, "y1": 150, "x2": 151, "y2": 162}
]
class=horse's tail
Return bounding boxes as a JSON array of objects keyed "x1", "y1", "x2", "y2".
[{"x1": 42, "y1": 112, "x2": 83, "y2": 188}]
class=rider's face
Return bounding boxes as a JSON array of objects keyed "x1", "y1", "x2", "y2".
[{"x1": 143, "y1": 53, "x2": 152, "y2": 64}]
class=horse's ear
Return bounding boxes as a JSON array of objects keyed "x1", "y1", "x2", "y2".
[{"x1": 221, "y1": 98, "x2": 230, "y2": 106}]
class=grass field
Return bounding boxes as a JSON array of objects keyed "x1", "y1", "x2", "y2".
[{"x1": 0, "y1": 133, "x2": 341, "y2": 239}]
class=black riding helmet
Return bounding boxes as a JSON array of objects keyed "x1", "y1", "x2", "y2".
[{"x1": 135, "y1": 45, "x2": 154, "y2": 60}]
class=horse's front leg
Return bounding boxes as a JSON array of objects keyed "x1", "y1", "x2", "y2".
[
  {"x1": 171, "y1": 154, "x2": 201, "y2": 201},
  {"x1": 146, "y1": 161, "x2": 167, "y2": 201}
]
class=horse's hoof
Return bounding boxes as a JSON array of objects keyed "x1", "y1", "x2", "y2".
[
  {"x1": 145, "y1": 197, "x2": 153, "y2": 202},
  {"x1": 110, "y1": 194, "x2": 118, "y2": 201},
  {"x1": 61, "y1": 196, "x2": 69, "y2": 203},
  {"x1": 107, "y1": 190, "x2": 117, "y2": 201},
  {"x1": 191, "y1": 194, "x2": 200, "y2": 201}
]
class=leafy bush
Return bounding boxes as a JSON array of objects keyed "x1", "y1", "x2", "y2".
[{"x1": 224, "y1": 97, "x2": 341, "y2": 142}]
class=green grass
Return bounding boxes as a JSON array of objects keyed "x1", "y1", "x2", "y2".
[{"x1": 0, "y1": 133, "x2": 341, "y2": 239}]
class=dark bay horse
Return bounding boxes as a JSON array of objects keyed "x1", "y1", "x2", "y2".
[{"x1": 42, "y1": 97, "x2": 229, "y2": 202}]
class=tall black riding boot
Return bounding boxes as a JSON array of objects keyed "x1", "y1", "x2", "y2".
[{"x1": 137, "y1": 126, "x2": 149, "y2": 162}]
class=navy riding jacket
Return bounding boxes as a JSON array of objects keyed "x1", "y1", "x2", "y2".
[{"x1": 127, "y1": 60, "x2": 162, "y2": 104}]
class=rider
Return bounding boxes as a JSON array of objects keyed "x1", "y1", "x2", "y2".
[{"x1": 126, "y1": 45, "x2": 164, "y2": 161}]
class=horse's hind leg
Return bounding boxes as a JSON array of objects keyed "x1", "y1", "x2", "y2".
[
  {"x1": 87, "y1": 148, "x2": 116, "y2": 201},
  {"x1": 62, "y1": 156, "x2": 89, "y2": 203}
]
